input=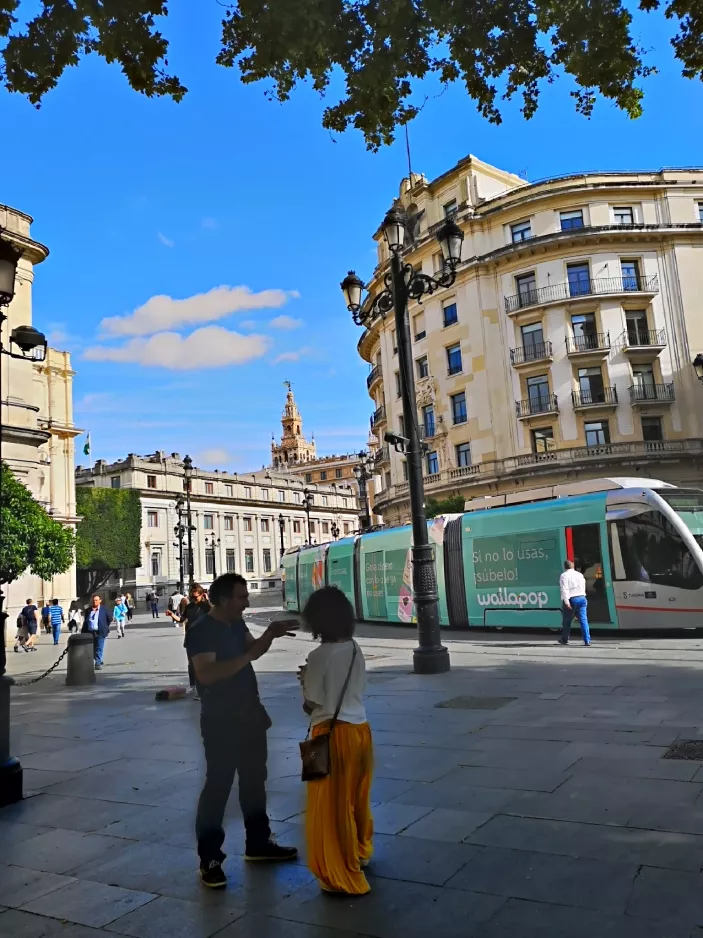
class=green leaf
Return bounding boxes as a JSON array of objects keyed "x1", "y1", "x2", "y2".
[{"x1": 75, "y1": 487, "x2": 142, "y2": 574}]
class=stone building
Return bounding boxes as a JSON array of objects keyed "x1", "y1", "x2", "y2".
[
  {"x1": 358, "y1": 156, "x2": 703, "y2": 524},
  {"x1": 1, "y1": 202, "x2": 79, "y2": 619}
]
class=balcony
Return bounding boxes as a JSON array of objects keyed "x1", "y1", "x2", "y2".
[
  {"x1": 571, "y1": 386, "x2": 618, "y2": 410},
  {"x1": 505, "y1": 275, "x2": 659, "y2": 314},
  {"x1": 371, "y1": 405, "x2": 387, "y2": 428},
  {"x1": 621, "y1": 328, "x2": 667, "y2": 362},
  {"x1": 509, "y1": 341, "x2": 553, "y2": 368},
  {"x1": 516, "y1": 394, "x2": 559, "y2": 419},
  {"x1": 374, "y1": 444, "x2": 390, "y2": 466},
  {"x1": 630, "y1": 383, "x2": 675, "y2": 405},
  {"x1": 566, "y1": 332, "x2": 611, "y2": 359},
  {"x1": 366, "y1": 365, "x2": 382, "y2": 390}
]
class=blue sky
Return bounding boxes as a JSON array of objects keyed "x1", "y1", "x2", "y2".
[{"x1": 3, "y1": 3, "x2": 702, "y2": 474}]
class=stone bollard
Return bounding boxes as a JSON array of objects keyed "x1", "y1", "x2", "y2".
[
  {"x1": 65, "y1": 633, "x2": 96, "y2": 686},
  {"x1": 0, "y1": 674, "x2": 22, "y2": 806}
]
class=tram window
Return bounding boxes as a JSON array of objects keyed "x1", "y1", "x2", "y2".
[{"x1": 613, "y1": 511, "x2": 703, "y2": 590}]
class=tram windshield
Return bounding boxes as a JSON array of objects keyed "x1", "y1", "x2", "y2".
[{"x1": 657, "y1": 490, "x2": 703, "y2": 551}]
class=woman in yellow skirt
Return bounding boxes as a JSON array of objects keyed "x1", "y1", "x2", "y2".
[{"x1": 300, "y1": 586, "x2": 373, "y2": 895}]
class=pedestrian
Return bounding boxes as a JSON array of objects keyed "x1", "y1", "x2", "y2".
[
  {"x1": 150, "y1": 593, "x2": 160, "y2": 618},
  {"x1": 125, "y1": 593, "x2": 135, "y2": 622},
  {"x1": 168, "y1": 588, "x2": 185, "y2": 624},
  {"x1": 19, "y1": 598, "x2": 39, "y2": 651},
  {"x1": 558, "y1": 560, "x2": 591, "y2": 646},
  {"x1": 113, "y1": 596, "x2": 128, "y2": 638},
  {"x1": 82, "y1": 594, "x2": 112, "y2": 669},
  {"x1": 300, "y1": 586, "x2": 373, "y2": 895},
  {"x1": 186, "y1": 572, "x2": 297, "y2": 889},
  {"x1": 49, "y1": 599, "x2": 65, "y2": 645},
  {"x1": 14, "y1": 614, "x2": 29, "y2": 653},
  {"x1": 41, "y1": 601, "x2": 51, "y2": 634},
  {"x1": 67, "y1": 601, "x2": 83, "y2": 634},
  {"x1": 167, "y1": 583, "x2": 210, "y2": 695}
]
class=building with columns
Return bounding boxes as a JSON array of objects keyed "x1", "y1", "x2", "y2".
[
  {"x1": 359, "y1": 156, "x2": 703, "y2": 525},
  {"x1": 74, "y1": 452, "x2": 360, "y2": 601},
  {"x1": 1, "y1": 202, "x2": 80, "y2": 619}
]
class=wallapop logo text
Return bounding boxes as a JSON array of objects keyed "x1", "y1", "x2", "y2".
[{"x1": 477, "y1": 588, "x2": 549, "y2": 609}]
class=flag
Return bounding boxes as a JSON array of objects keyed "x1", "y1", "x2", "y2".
[{"x1": 83, "y1": 433, "x2": 91, "y2": 457}]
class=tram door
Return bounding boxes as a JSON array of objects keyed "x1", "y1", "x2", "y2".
[{"x1": 567, "y1": 523, "x2": 612, "y2": 623}]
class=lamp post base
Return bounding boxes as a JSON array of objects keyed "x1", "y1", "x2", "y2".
[
  {"x1": 413, "y1": 645, "x2": 451, "y2": 675},
  {"x1": 0, "y1": 758, "x2": 23, "y2": 808}
]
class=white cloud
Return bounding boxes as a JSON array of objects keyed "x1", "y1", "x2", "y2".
[
  {"x1": 84, "y1": 326, "x2": 271, "y2": 370},
  {"x1": 194, "y1": 448, "x2": 232, "y2": 467},
  {"x1": 201, "y1": 218, "x2": 218, "y2": 230},
  {"x1": 157, "y1": 232, "x2": 175, "y2": 248},
  {"x1": 100, "y1": 285, "x2": 298, "y2": 337},
  {"x1": 270, "y1": 315, "x2": 303, "y2": 330},
  {"x1": 273, "y1": 347, "x2": 314, "y2": 365},
  {"x1": 74, "y1": 392, "x2": 121, "y2": 413}
]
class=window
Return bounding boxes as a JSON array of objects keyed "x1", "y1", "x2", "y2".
[
  {"x1": 225, "y1": 484, "x2": 233, "y2": 497},
  {"x1": 621, "y1": 259, "x2": 641, "y2": 291},
  {"x1": 532, "y1": 427, "x2": 555, "y2": 454},
  {"x1": 245, "y1": 549, "x2": 254, "y2": 573},
  {"x1": 447, "y1": 343, "x2": 463, "y2": 375},
  {"x1": 426, "y1": 451, "x2": 439, "y2": 475},
  {"x1": 261, "y1": 518, "x2": 270, "y2": 532},
  {"x1": 417, "y1": 357, "x2": 429, "y2": 379},
  {"x1": 698, "y1": 203, "x2": 703, "y2": 223},
  {"x1": 399, "y1": 415, "x2": 405, "y2": 437},
  {"x1": 319, "y1": 495, "x2": 326, "y2": 507},
  {"x1": 567, "y1": 262, "x2": 591, "y2": 297},
  {"x1": 293, "y1": 520, "x2": 301, "y2": 534},
  {"x1": 344, "y1": 523, "x2": 351, "y2": 535},
  {"x1": 243, "y1": 516, "x2": 252, "y2": 532},
  {"x1": 612, "y1": 511, "x2": 703, "y2": 590},
  {"x1": 391, "y1": 330, "x2": 397, "y2": 354},
  {"x1": 147, "y1": 510, "x2": 158, "y2": 528},
  {"x1": 560, "y1": 209, "x2": 584, "y2": 231},
  {"x1": 335, "y1": 468, "x2": 342, "y2": 479},
  {"x1": 310, "y1": 520, "x2": 316, "y2": 534},
  {"x1": 224, "y1": 515, "x2": 234, "y2": 531},
  {"x1": 278, "y1": 490, "x2": 285, "y2": 502},
  {"x1": 111, "y1": 477, "x2": 121, "y2": 489},
  {"x1": 205, "y1": 550, "x2": 215, "y2": 576},
  {"x1": 526, "y1": 374, "x2": 551, "y2": 412},
  {"x1": 521, "y1": 322, "x2": 544, "y2": 359},
  {"x1": 293, "y1": 491, "x2": 301, "y2": 503},
  {"x1": 515, "y1": 272, "x2": 537, "y2": 307},
  {"x1": 443, "y1": 302, "x2": 458, "y2": 327},
  {"x1": 578, "y1": 366, "x2": 606, "y2": 404},
  {"x1": 147, "y1": 474, "x2": 157, "y2": 489},
  {"x1": 456, "y1": 442, "x2": 472, "y2": 467},
  {"x1": 443, "y1": 199, "x2": 457, "y2": 218},
  {"x1": 151, "y1": 551, "x2": 161, "y2": 577},
  {"x1": 342, "y1": 497, "x2": 348, "y2": 508},
  {"x1": 395, "y1": 371, "x2": 401, "y2": 398},
  {"x1": 626, "y1": 310, "x2": 650, "y2": 345},
  {"x1": 511, "y1": 219, "x2": 532, "y2": 243},
  {"x1": 322, "y1": 522, "x2": 329, "y2": 535},
  {"x1": 205, "y1": 482, "x2": 214, "y2": 495},
  {"x1": 432, "y1": 250, "x2": 444, "y2": 272},
  {"x1": 402, "y1": 461, "x2": 408, "y2": 481},
  {"x1": 262, "y1": 489, "x2": 269, "y2": 500},
  {"x1": 584, "y1": 420, "x2": 610, "y2": 447},
  {"x1": 632, "y1": 363, "x2": 655, "y2": 395},
  {"x1": 614, "y1": 206, "x2": 634, "y2": 225},
  {"x1": 422, "y1": 405, "x2": 435, "y2": 438},
  {"x1": 263, "y1": 549, "x2": 272, "y2": 573},
  {"x1": 642, "y1": 416, "x2": 663, "y2": 443},
  {"x1": 226, "y1": 549, "x2": 236, "y2": 572},
  {"x1": 305, "y1": 473, "x2": 312, "y2": 483},
  {"x1": 243, "y1": 486, "x2": 251, "y2": 498},
  {"x1": 571, "y1": 313, "x2": 598, "y2": 351},
  {"x1": 320, "y1": 471, "x2": 327, "y2": 481},
  {"x1": 203, "y1": 514, "x2": 214, "y2": 530},
  {"x1": 451, "y1": 391, "x2": 467, "y2": 425}
]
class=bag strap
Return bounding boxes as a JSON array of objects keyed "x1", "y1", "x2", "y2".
[{"x1": 330, "y1": 642, "x2": 357, "y2": 732}]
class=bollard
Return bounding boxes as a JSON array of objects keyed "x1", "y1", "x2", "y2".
[
  {"x1": 0, "y1": 674, "x2": 22, "y2": 806},
  {"x1": 65, "y1": 633, "x2": 96, "y2": 686}
]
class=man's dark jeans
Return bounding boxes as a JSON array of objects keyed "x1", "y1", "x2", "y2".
[{"x1": 196, "y1": 714, "x2": 271, "y2": 863}]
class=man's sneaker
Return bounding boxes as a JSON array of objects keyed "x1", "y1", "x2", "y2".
[
  {"x1": 245, "y1": 838, "x2": 298, "y2": 862},
  {"x1": 200, "y1": 860, "x2": 226, "y2": 889}
]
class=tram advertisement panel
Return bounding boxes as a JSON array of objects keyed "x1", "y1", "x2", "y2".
[{"x1": 470, "y1": 530, "x2": 562, "y2": 613}]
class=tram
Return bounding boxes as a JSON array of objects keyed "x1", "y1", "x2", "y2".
[{"x1": 281, "y1": 478, "x2": 703, "y2": 630}]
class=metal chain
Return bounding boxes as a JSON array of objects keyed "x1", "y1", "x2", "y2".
[{"x1": 14, "y1": 646, "x2": 70, "y2": 686}]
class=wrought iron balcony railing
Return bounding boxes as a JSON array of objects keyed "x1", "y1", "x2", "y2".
[
  {"x1": 366, "y1": 365, "x2": 382, "y2": 389},
  {"x1": 505, "y1": 275, "x2": 659, "y2": 313},
  {"x1": 509, "y1": 341, "x2": 553, "y2": 366},
  {"x1": 622, "y1": 328, "x2": 667, "y2": 348},
  {"x1": 629, "y1": 383, "x2": 675, "y2": 403},
  {"x1": 571, "y1": 386, "x2": 618, "y2": 408},
  {"x1": 566, "y1": 332, "x2": 611, "y2": 354},
  {"x1": 515, "y1": 394, "x2": 559, "y2": 417}
]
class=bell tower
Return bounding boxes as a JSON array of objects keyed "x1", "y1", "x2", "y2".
[{"x1": 271, "y1": 382, "x2": 317, "y2": 469}]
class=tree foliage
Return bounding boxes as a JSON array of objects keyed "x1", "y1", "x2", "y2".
[
  {"x1": 3, "y1": 1, "x2": 701, "y2": 150},
  {"x1": 426, "y1": 493, "x2": 465, "y2": 519},
  {"x1": 75, "y1": 487, "x2": 141, "y2": 597},
  {"x1": 0, "y1": 461, "x2": 75, "y2": 585}
]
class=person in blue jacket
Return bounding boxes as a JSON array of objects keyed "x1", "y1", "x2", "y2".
[{"x1": 82, "y1": 594, "x2": 112, "y2": 670}]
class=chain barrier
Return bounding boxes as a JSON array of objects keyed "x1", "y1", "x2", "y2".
[{"x1": 13, "y1": 645, "x2": 70, "y2": 686}]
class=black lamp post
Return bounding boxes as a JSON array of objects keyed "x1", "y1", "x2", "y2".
[
  {"x1": 302, "y1": 487, "x2": 313, "y2": 544},
  {"x1": 183, "y1": 456, "x2": 195, "y2": 588},
  {"x1": 331, "y1": 522, "x2": 340, "y2": 539},
  {"x1": 341, "y1": 204, "x2": 463, "y2": 675},
  {"x1": 354, "y1": 450, "x2": 373, "y2": 531},
  {"x1": 205, "y1": 534, "x2": 220, "y2": 580},
  {"x1": 693, "y1": 355, "x2": 703, "y2": 383},
  {"x1": 174, "y1": 497, "x2": 186, "y2": 591},
  {"x1": 277, "y1": 513, "x2": 286, "y2": 557}
]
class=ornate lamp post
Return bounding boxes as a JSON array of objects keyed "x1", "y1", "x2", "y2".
[
  {"x1": 331, "y1": 522, "x2": 340, "y2": 539},
  {"x1": 693, "y1": 354, "x2": 703, "y2": 383},
  {"x1": 341, "y1": 205, "x2": 463, "y2": 675},
  {"x1": 277, "y1": 513, "x2": 286, "y2": 558},
  {"x1": 183, "y1": 456, "x2": 195, "y2": 588},
  {"x1": 353, "y1": 450, "x2": 374, "y2": 531},
  {"x1": 205, "y1": 534, "x2": 220, "y2": 580},
  {"x1": 302, "y1": 487, "x2": 313, "y2": 544}
]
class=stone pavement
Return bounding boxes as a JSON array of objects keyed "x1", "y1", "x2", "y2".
[{"x1": 5, "y1": 612, "x2": 703, "y2": 936}]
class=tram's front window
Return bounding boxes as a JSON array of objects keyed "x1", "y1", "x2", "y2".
[
  {"x1": 657, "y1": 491, "x2": 703, "y2": 551},
  {"x1": 614, "y1": 505, "x2": 703, "y2": 590}
]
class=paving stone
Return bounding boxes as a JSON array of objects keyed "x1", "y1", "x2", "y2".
[
  {"x1": 20, "y1": 742, "x2": 125, "y2": 773},
  {"x1": 22, "y1": 769, "x2": 79, "y2": 792},
  {"x1": 0, "y1": 821, "x2": 53, "y2": 847},
  {"x1": 571, "y1": 756, "x2": 701, "y2": 781},
  {"x1": 0, "y1": 866, "x2": 76, "y2": 908},
  {"x1": 366, "y1": 833, "x2": 478, "y2": 886},
  {"x1": 0, "y1": 908, "x2": 107, "y2": 937},
  {"x1": 504, "y1": 789, "x2": 636, "y2": 825},
  {"x1": 5, "y1": 829, "x2": 133, "y2": 875},
  {"x1": 213, "y1": 912, "x2": 370, "y2": 938},
  {"x1": 370, "y1": 776, "x2": 417, "y2": 802},
  {"x1": 626, "y1": 866, "x2": 703, "y2": 924},
  {"x1": 68, "y1": 841, "x2": 197, "y2": 894},
  {"x1": 104, "y1": 895, "x2": 244, "y2": 938},
  {"x1": 372, "y1": 744, "x2": 464, "y2": 782},
  {"x1": 468, "y1": 726, "x2": 657, "y2": 745},
  {"x1": 369, "y1": 802, "x2": 433, "y2": 835},
  {"x1": 627, "y1": 804, "x2": 703, "y2": 837},
  {"x1": 446, "y1": 844, "x2": 637, "y2": 913},
  {"x1": 395, "y1": 780, "x2": 519, "y2": 813},
  {"x1": 556, "y1": 773, "x2": 703, "y2": 806},
  {"x1": 399, "y1": 808, "x2": 495, "y2": 843},
  {"x1": 0, "y1": 794, "x2": 152, "y2": 833},
  {"x1": 433, "y1": 765, "x2": 570, "y2": 793},
  {"x1": 98, "y1": 805, "x2": 194, "y2": 848},
  {"x1": 20, "y1": 880, "x2": 156, "y2": 928}
]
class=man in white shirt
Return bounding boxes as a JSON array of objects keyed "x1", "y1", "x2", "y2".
[{"x1": 558, "y1": 560, "x2": 591, "y2": 646}]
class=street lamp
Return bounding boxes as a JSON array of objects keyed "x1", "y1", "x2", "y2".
[
  {"x1": 0, "y1": 237, "x2": 47, "y2": 363},
  {"x1": 302, "y1": 488, "x2": 313, "y2": 544},
  {"x1": 353, "y1": 450, "x2": 374, "y2": 531},
  {"x1": 205, "y1": 534, "x2": 220, "y2": 580},
  {"x1": 331, "y1": 522, "x2": 340, "y2": 539},
  {"x1": 183, "y1": 456, "x2": 195, "y2": 588},
  {"x1": 277, "y1": 513, "x2": 286, "y2": 558},
  {"x1": 693, "y1": 354, "x2": 703, "y2": 383},
  {"x1": 341, "y1": 202, "x2": 463, "y2": 675}
]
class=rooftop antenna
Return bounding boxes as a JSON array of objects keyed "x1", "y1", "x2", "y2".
[{"x1": 405, "y1": 124, "x2": 413, "y2": 183}]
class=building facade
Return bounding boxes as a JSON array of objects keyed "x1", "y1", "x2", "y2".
[
  {"x1": 360, "y1": 156, "x2": 703, "y2": 524},
  {"x1": 1, "y1": 203, "x2": 80, "y2": 618},
  {"x1": 75, "y1": 452, "x2": 360, "y2": 601}
]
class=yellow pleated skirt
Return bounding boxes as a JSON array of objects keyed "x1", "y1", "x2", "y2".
[{"x1": 306, "y1": 720, "x2": 374, "y2": 895}]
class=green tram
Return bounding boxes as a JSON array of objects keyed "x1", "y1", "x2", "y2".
[{"x1": 281, "y1": 479, "x2": 703, "y2": 630}]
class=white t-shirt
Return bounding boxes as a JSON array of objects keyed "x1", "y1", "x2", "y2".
[
  {"x1": 303, "y1": 639, "x2": 367, "y2": 728},
  {"x1": 559, "y1": 568, "x2": 587, "y2": 603}
]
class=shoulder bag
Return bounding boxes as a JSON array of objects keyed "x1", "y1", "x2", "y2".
[{"x1": 300, "y1": 642, "x2": 357, "y2": 782}]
